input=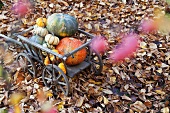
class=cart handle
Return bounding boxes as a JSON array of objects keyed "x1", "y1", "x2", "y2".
[
  {"x1": 16, "y1": 35, "x2": 64, "y2": 59},
  {"x1": 13, "y1": 26, "x2": 34, "y2": 36},
  {"x1": 78, "y1": 29, "x2": 95, "y2": 38},
  {"x1": 0, "y1": 34, "x2": 22, "y2": 46}
]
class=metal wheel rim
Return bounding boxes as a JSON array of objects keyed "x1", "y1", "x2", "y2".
[
  {"x1": 42, "y1": 64, "x2": 69, "y2": 96},
  {"x1": 16, "y1": 53, "x2": 36, "y2": 78}
]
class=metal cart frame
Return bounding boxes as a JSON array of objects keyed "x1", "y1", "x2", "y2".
[{"x1": 0, "y1": 27, "x2": 103, "y2": 96}]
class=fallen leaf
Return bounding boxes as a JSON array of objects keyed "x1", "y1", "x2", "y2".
[
  {"x1": 144, "y1": 100, "x2": 152, "y2": 108},
  {"x1": 121, "y1": 95, "x2": 132, "y2": 101},
  {"x1": 130, "y1": 101, "x2": 147, "y2": 112},
  {"x1": 75, "y1": 96, "x2": 85, "y2": 107},
  {"x1": 155, "y1": 89, "x2": 165, "y2": 95},
  {"x1": 10, "y1": 93, "x2": 24, "y2": 105},
  {"x1": 103, "y1": 96, "x2": 109, "y2": 105},
  {"x1": 102, "y1": 89, "x2": 113, "y2": 94},
  {"x1": 14, "y1": 104, "x2": 21, "y2": 113},
  {"x1": 161, "y1": 107, "x2": 169, "y2": 113}
]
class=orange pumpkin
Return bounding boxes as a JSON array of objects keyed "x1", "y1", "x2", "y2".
[{"x1": 56, "y1": 37, "x2": 87, "y2": 65}]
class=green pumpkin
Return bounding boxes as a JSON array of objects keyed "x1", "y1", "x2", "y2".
[
  {"x1": 46, "y1": 13, "x2": 78, "y2": 37},
  {"x1": 29, "y1": 35, "x2": 44, "y2": 45}
]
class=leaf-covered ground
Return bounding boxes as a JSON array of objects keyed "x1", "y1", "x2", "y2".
[{"x1": 0, "y1": 0, "x2": 170, "y2": 113}]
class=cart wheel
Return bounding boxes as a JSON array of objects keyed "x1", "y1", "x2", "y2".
[
  {"x1": 90, "y1": 52, "x2": 103, "y2": 75},
  {"x1": 42, "y1": 64, "x2": 69, "y2": 96},
  {"x1": 16, "y1": 53, "x2": 36, "y2": 78}
]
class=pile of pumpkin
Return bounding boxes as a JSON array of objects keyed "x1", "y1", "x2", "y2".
[{"x1": 29, "y1": 13, "x2": 87, "y2": 74}]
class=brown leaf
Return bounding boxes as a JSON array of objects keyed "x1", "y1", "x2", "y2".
[
  {"x1": 102, "y1": 89, "x2": 113, "y2": 94},
  {"x1": 3, "y1": 51, "x2": 14, "y2": 65},
  {"x1": 75, "y1": 96, "x2": 85, "y2": 107},
  {"x1": 144, "y1": 100, "x2": 152, "y2": 108},
  {"x1": 130, "y1": 101, "x2": 147, "y2": 112},
  {"x1": 121, "y1": 95, "x2": 132, "y2": 101}
]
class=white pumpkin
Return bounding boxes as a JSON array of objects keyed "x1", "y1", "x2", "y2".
[
  {"x1": 32, "y1": 26, "x2": 48, "y2": 37},
  {"x1": 45, "y1": 34, "x2": 60, "y2": 45}
]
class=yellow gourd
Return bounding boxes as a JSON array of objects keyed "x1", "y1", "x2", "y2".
[
  {"x1": 45, "y1": 34, "x2": 60, "y2": 45},
  {"x1": 58, "y1": 62, "x2": 66, "y2": 74},
  {"x1": 44, "y1": 56, "x2": 50, "y2": 65},
  {"x1": 50, "y1": 49, "x2": 59, "y2": 61},
  {"x1": 36, "y1": 17, "x2": 47, "y2": 27},
  {"x1": 44, "y1": 49, "x2": 59, "y2": 65}
]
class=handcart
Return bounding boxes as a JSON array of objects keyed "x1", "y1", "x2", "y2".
[{"x1": 0, "y1": 27, "x2": 103, "y2": 96}]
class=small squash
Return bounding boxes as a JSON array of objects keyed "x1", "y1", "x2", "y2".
[
  {"x1": 42, "y1": 41, "x2": 55, "y2": 56},
  {"x1": 58, "y1": 62, "x2": 66, "y2": 74},
  {"x1": 44, "y1": 56, "x2": 50, "y2": 65},
  {"x1": 46, "y1": 13, "x2": 78, "y2": 37},
  {"x1": 29, "y1": 35, "x2": 44, "y2": 45},
  {"x1": 36, "y1": 17, "x2": 47, "y2": 27},
  {"x1": 56, "y1": 37, "x2": 87, "y2": 65},
  {"x1": 44, "y1": 49, "x2": 59, "y2": 65},
  {"x1": 45, "y1": 34, "x2": 60, "y2": 45},
  {"x1": 42, "y1": 41, "x2": 55, "y2": 49},
  {"x1": 32, "y1": 27, "x2": 48, "y2": 37},
  {"x1": 49, "y1": 49, "x2": 59, "y2": 61}
]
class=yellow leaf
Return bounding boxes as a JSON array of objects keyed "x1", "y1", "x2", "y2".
[
  {"x1": 57, "y1": 101, "x2": 65, "y2": 111},
  {"x1": 46, "y1": 91, "x2": 53, "y2": 98},
  {"x1": 155, "y1": 90, "x2": 165, "y2": 95},
  {"x1": 103, "y1": 96, "x2": 109, "y2": 105},
  {"x1": 14, "y1": 105, "x2": 21, "y2": 113},
  {"x1": 10, "y1": 93, "x2": 24, "y2": 105},
  {"x1": 88, "y1": 79, "x2": 102, "y2": 85},
  {"x1": 110, "y1": 76, "x2": 116, "y2": 84}
]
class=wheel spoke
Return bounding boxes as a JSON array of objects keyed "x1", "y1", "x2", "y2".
[
  {"x1": 43, "y1": 69, "x2": 53, "y2": 88},
  {"x1": 52, "y1": 66, "x2": 55, "y2": 77},
  {"x1": 27, "y1": 64, "x2": 32, "y2": 68},
  {"x1": 27, "y1": 68, "x2": 34, "y2": 75},
  {"x1": 42, "y1": 65, "x2": 69, "y2": 96},
  {"x1": 44, "y1": 77, "x2": 52, "y2": 81},
  {"x1": 91, "y1": 64, "x2": 97, "y2": 72},
  {"x1": 91, "y1": 60, "x2": 100, "y2": 64},
  {"x1": 56, "y1": 74, "x2": 62, "y2": 80},
  {"x1": 58, "y1": 81, "x2": 66, "y2": 86}
]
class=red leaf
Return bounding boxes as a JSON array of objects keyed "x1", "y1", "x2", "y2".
[
  {"x1": 109, "y1": 33, "x2": 140, "y2": 62},
  {"x1": 90, "y1": 36, "x2": 108, "y2": 54}
]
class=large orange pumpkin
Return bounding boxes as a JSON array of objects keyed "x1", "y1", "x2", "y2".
[{"x1": 56, "y1": 37, "x2": 87, "y2": 65}]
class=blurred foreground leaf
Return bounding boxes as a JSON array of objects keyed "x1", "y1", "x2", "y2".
[
  {"x1": 166, "y1": 0, "x2": 170, "y2": 4},
  {"x1": 0, "y1": 1, "x2": 3, "y2": 9},
  {"x1": 0, "y1": 108, "x2": 8, "y2": 113},
  {"x1": 10, "y1": 93, "x2": 24, "y2": 105}
]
